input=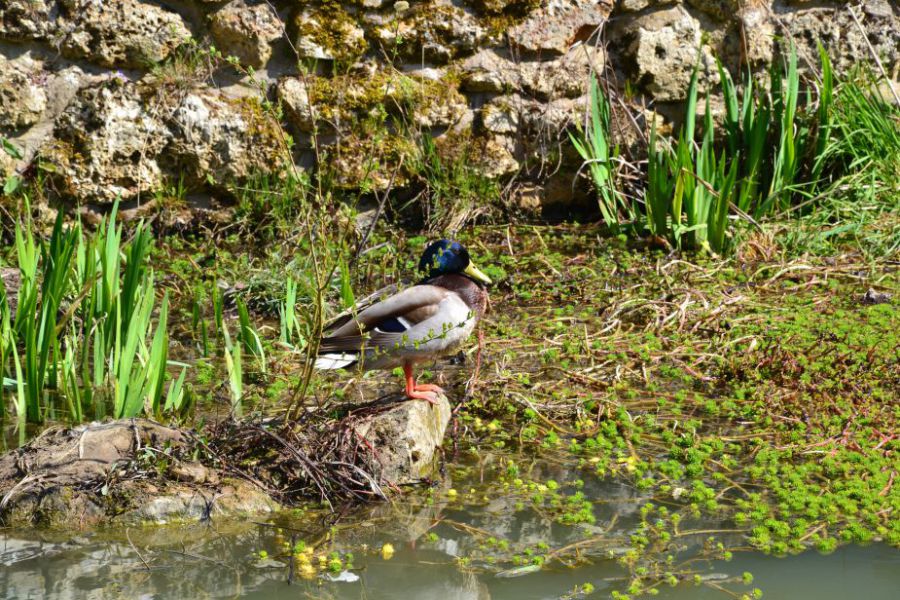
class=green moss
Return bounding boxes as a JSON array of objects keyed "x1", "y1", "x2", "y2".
[
  {"x1": 308, "y1": 68, "x2": 464, "y2": 136},
  {"x1": 233, "y1": 96, "x2": 283, "y2": 149},
  {"x1": 291, "y1": 3, "x2": 367, "y2": 62}
]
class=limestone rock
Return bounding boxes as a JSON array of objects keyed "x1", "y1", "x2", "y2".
[
  {"x1": 40, "y1": 80, "x2": 283, "y2": 202},
  {"x1": 1, "y1": 1, "x2": 189, "y2": 67},
  {"x1": 0, "y1": 54, "x2": 47, "y2": 130},
  {"x1": 0, "y1": 151, "x2": 13, "y2": 178},
  {"x1": 778, "y1": 1, "x2": 900, "y2": 73},
  {"x1": 0, "y1": 419, "x2": 278, "y2": 527},
  {"x1": 0, "y1": 268, "x2": 19, "y2": 315},
  {"x1": 483, "y1": 97, "x2": 521, "y2": 134},
  {"x1": 509, "y1": 0, "x2": 612, "y2": 55},
  {"x1": 482, "y1": 93, "x2": 583, "y2": 138},
  {"x1": 1, "y1": 1, "x2": 191, "y2": 69},
  {"x1": 473, "y1": 137, "x2": 520, "y2": 178},
  {"x1": 738, "y1": 2, "x2": 774, "y2": 67},
  {"x1": 460, "y1": 49, "x2": 517, "y2": 93},
  {"x1": 351, "y1": 394, "x2": 452, "y2": 485},
  {"x1": 462, "y1": 45, "x2": 602, "y2": 99},
  {"x1": 170, "y1": 462, "x2": 213, "y2": 484},
  {"x1": 0, "y1": 420, "x2": 187, "y2": 489},
  {"x1": 466, "y1": 0, "x2": 539, "y2": 13},
  {"x1": 209, "y1": 0, "x2": 283, "y2": 68},
  {"x1": 626, "y1": 6, "x2": 718, "y2": 102},
  {"x1": 42, "y1": 78, "x2": 169, "y2": 203},
  {"x1": 618, "y1": 0, "x2": 656, "y2": 11},
  {"x1": 412, "y1": 83, "x2": 469, "y2": 128},
  {"x1": 685, "y1": 0, "x2": 740, "y2": 22},
  {"x1": 328, "y1": 131, "x2": 416, "y2": 191},
  {"x1": 277, "y1": 77, "x2": 316, "y2": 132},
  {"x1": 129, "y1": 480, "x2": 276, "y2": 524},
  {"x1": 65, "y1": 0, "x2": 192, "y2": 69},
  {"x1": 377, "y1": 1, "x2": 485, "y2": 63},
  {"x1": 0, "y1": 59, "x2": 92, "y2": 173},
  {"x1": 0, "y1": 0, "x2": 59, "y2": 42},
  {"x1": 518, "y1": 45, "x2": 603, "y2": 100},
  {"x1": 164, "y1": 91, "x2": 284, "y2": 189},
  {"x1": 529, "y1": 95, "x2": 585, "y2": 134},
  {"x1": 862, "y1": 0, "x2": 894, "y2": 19}
]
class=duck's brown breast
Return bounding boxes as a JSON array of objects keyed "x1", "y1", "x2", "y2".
[{"x1": 428, "y1": 274, "x2": 489, "y2": 317}]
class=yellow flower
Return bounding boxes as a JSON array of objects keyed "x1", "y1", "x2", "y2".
[
  {"x1": 300, "y1": 563, "x2": 317, "y2": 579},
  {"x1": 381, "y1": 543, "x2": 395, "y2": 560}
]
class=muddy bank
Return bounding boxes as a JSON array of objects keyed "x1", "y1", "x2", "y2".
[{"x1": 0, "y1": 394, "x2": 451, "y2": 528}]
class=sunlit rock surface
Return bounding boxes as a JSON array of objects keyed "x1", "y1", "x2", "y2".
[
  {"x1": 352, "y1": 393, "x2": 452, "y2": 485},
  {"x1": 0, "y1": 0, "x2": 897, "y2": 211}
]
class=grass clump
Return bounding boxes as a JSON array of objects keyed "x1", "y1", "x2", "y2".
[
  {"x1": 573, "y1": 46, "x2": 898, "y2": 256},
  {"x1": 1, "y1": 202, "x2": 189, "y2": 425}
]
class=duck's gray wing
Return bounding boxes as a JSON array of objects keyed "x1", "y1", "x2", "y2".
[{"x1": 316, "y1": 285, "x2": 450, "y2": 366}]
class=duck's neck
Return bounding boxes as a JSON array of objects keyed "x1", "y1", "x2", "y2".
[{"x1": 425, "y1": 274, "x2": 488, "y2": 315}]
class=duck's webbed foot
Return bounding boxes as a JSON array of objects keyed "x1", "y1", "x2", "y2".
[
  {"x1": 414, "y1": 383, "x2": 444, "y2": 394},
  {"x1": 406, "y1": 389, "x2": 439, "y2": 404},
  {"x1": 403, "y1": 362, "x2": 441, "y2": 404}
]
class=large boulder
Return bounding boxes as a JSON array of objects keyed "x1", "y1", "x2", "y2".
[{"x1": 350, "y1": 394, "x2": 452, "y2": 485}]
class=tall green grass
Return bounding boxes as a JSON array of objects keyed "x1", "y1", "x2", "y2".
[
  {"x1": 570, "y1": 76, "x2": 629, "y2": 231},
  {"x1": 574, "y1": 46, "x2": 857, "y2": 255},
  {"x1": 0, "y1": 204, "x2": 190, "y2": 424}
]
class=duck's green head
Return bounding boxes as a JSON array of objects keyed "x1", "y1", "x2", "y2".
[{"x1": 418, "y1": 239, "x2": 492, "y2": 285}]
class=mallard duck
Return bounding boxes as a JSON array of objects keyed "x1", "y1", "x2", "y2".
[{"x1": 315, "y1": 240, "x2": 491, "y2": 403}]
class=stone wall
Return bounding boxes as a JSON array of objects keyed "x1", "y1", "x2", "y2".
[{"x1": 1, "y1": 1, "x2": 897, "y2": 215}]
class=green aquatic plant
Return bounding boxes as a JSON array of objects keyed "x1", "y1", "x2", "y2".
[
  {"x1": 0, "y1": 203, "x2": 188, "y2": 423},
  {"x1": 13, "y1": 212, "x2": 78, "y2": 422},
  {"x1": 577, "y1": 46, "x2": 852, "y2": 255},
  {"x1": 570, "y1": 75, "x2": 628, "y2": 231}
]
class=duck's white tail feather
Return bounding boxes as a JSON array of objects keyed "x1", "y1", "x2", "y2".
[{"x1": 314, "y1": 353, "x2": 358, "y2": 370}]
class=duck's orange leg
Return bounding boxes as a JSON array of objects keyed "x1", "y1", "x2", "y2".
[{"x1": 404, "y1": 362, "x2": 438, "y2": 404}]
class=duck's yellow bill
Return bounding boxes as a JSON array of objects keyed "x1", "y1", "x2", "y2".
[{"x1": 464, "y1": 262, "x2": 492, "y2": 285}]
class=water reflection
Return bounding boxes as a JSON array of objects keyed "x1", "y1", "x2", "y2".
[{"x1": 0, "y1": 458, "x2": 898, "y2": 599}]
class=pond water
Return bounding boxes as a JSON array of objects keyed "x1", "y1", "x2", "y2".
[{"x1": 2, "y1": 460, "x2": 898, "y2": 600}]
